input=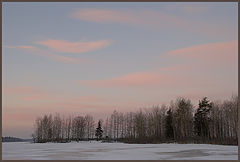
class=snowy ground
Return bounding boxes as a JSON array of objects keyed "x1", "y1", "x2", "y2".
[{"x1": 2, "y1": 141, "x2": 238, "y2": 160}]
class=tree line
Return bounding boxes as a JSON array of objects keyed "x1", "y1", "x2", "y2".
[
  {"x1": 32, "y1": 114, "x2": 96, "y2": 143},
  {"x1": 32, "y1": 96, "x2": 238, "y2": 145}
]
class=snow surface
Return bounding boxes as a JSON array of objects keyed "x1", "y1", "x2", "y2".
[{"x1": 2, "y1": 141, "x2": 238, "y2": 160}]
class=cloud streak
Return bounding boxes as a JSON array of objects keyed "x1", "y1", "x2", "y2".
[
  {"x1": 5, "y1": 38, "x2": 112, "y2": 63},
  {"x1": 167, "y1": 40, "x2": 237, "y2": 64},
  {"x1": 5, "y1": 44, "x2": 94, "y2": 64},
  {"x1": 4, "y1": 45, "x2": 36, "y2": 50},
  {"x1": 71, "y1": 8, "x2": 229, "y2": 36},
  {"x1": 72, "y1": 9, "x2": 140, "y2": 24},
  {"x1": 3, "y1": 86, "x2": 52, "y2": 101},
  {"x1": 36, "y1": 39, "x2": 112, "y2": 53},
  {"x1": 72, "y1": 8, "x2": 187, "y2": 27},
  {"x1": 79, "y1": 72, "x2": 174, "y2": 88}
]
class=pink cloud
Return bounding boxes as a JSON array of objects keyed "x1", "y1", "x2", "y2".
[
  {"x1": 72, "y1": 9, "x2": 140, "y2": 24},
  {"x1": 4, "y1": 45, "x2": 36, "y2": 49},
  {"x1": 16, "y1": 45, "x2": 36, "y2": 49},
  {"x1": 79, "y1": 72, "x2": 174, "y2": 88},
  {"x1": 36, "y1": 39, "x2": 112, "y2": 53},
  {"x1": 6, "y1": 44, "x2": 94, "y2": 64},
  {"x1": 4, "y1": 84, "x2": 108, "y2": 103},
  {"x1": 71, "y1": 8, "x2": 184, "y2": 27},
  {"x1": 71, "y1": 8, "x2": 229, "y2": 37},
  {"x1": 3, "y1": 85, "x2": 52, "y2": 101},
  {"x1": 167, "y1": 40, "x2": 237, "y2": 64},
  {"x1": 36, "y1": 49, "x2": 81, "y2": 63},
  {"x1": 77, "y1": 61, "x2": 233, "y2": 91},
  {"x1": 4, "y1": 86, "x2": 42, "y2": 95}
]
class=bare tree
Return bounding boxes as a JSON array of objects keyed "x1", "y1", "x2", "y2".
[
  {"x1": 85, "y1": 115, "x2": 95, "y2": 140},
  {"x1": 72, "y1": 116, "x2": 86, "y2": 142}
]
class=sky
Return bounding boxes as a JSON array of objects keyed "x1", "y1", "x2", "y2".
[{"x1": 2, "y1": 2, "x2": 238, "y2": 138}]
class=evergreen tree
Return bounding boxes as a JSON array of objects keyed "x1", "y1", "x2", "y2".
[
  {"x1": 194, "y1": 97, "x2": 212, "y2": 138},
  {"x1": 165, "y1": 108, "x2": 174, "y2": 139},
  {"x1": 95, "y1": 120, "x2": 103, "y2": 141}
]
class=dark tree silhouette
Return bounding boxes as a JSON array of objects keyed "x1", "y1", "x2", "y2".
[
  {"x1": 95, "y1": 120, "x2": 103, "y2": 141},
  {"x1": 165, "y1": 108, "x2": 174, "y2": 139},
  {"x1": 194, "y1": 97, "x2": 212, "y2": 139}
]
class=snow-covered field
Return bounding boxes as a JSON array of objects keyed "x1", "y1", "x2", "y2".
[{"x1": 2, "y1": 141, "x2": 238, "y2": 160}]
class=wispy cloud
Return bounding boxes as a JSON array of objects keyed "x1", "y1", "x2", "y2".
[
  {"x1": 4, "y1": 38, "x2": 112, "y2": 63},
  {"x1": 71, "y1": 8, "x2": 186, "y2": 27},
  {"x1": 71, "y1": 8, "x2": 229, "y2": 36},
  {"x1": 167, "y1": 40, "x2": 237, "y2": 64},
  {"x1": 72, "y1": 8, "x2": 140, "y2": 24},
  {"x1": 3, "y1": 86, "x2": 51, "y2": 101},
  {"x1": 4, "y1": 44, "x2": 94, "y2": 64},
  {"x1": 79, "y1": 71, "x2": 174, "y2": 88},
  {"x1": 36, "y1": 39, "x2": 112, "y2": 53},
  {"x1": 4, "y1": 45, "x2": 36, "y2": 50},
  {"x1": 31, "y1": 47, "x2": 89, "y2": 64},
  {"x1": 3, "y1": 84, "x2": 108, "y2": 103}
]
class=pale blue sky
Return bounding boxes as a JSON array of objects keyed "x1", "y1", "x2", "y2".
[{"x1": 2, "y1": 2, "x2": 238, "y2": 138}]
